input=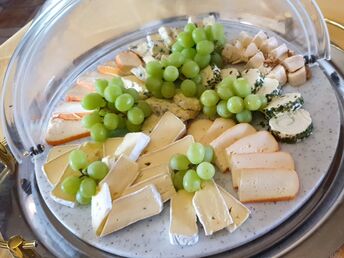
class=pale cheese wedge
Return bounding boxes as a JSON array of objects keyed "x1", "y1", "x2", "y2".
[
  {"x1": 100, "y1": 185, "x2": 163, "y2": 237},
  {"x1": 114, "y1": 132, "x2": 150, "y2": 161},
  {"x1": 217, "y1": 185, "x2": 250, "y2": 232},
  {"x1": 145, "y1": 111, "x2": 186, "y2": 153},
  {"x1": 200, "y1": 118, "x2": 236, "y2": 144},
  {"x1": 134, "y1": 164, "x2": 170, "y2": 183},
  {"x1": 225, "y1": 131, "x2": 279, "y2": 168},
  {"x1": 92, "y1": 183, "x2": 112, "y2": 236},
  {"x1": 169, "y1": 190, "x2": 198, "y2": 246},
  {"x1": 187, "y1": 119, "x2": 213, "y2": 142},
  {"x1": 46, "y1": 144, "x2": 79, "y2": 162},
  {"x1": 210, "y1": 123, "x2": 256, "y2": 172},
  {"x1": 238, "y1": 168, "x2": 299, "y2": 203},
  {"x1": 192, "y1": 180, "x2": 232, "y2": 236},
  {"x1": 142, "y1": 114, "x2": 161, "y2": 134},
  {"x1": 100, "y1": 155, "x2": 139, "y2": 200},
  {"x1": 137, "y1": 135, "x2": 194, "y2": 169},
  {"x1": 231, "y1": 152, "x2": 295, "y2": 188},
  {"x1": 122, "y1": 173, "x2": 175, "y2": 202},
  {"x1": 103, "y1": 137, "x2": 123, "y2": 157}
]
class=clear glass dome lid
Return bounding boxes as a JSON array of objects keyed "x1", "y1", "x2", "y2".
[{"x1": 1, "y1": 0, "x2": 330, "y2": 162}]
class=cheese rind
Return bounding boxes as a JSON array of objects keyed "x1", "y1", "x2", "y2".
[
  {"x1": 192, "y1": 180, "x2": 232, "y2": 236},
  {"x1": 169, "y1": 190, "x2": 199, "y2": 246},
  {"x1": 46, "y1": 144, "x2": 79, "y2": 162},
  {"x1": 135, "y1": 164, "x2": 170, "y2": 183},
  {"x1": 114, "y1": 132, "x2": 150, "y2": 161},
  {"x1": 187, "y1": 119, "x2": 213, "y2": 142},
  {"x1": 200, "y1": 118, "x2": 236, "y2": 144},
  {"x1": 100, "y1": 185, "x2": 163, "y2": 237}
]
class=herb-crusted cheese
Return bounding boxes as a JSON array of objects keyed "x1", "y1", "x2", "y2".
[
  {"x1": 241, "y1": 68, "x2": 264, "y2": 92},
  {"x1": 256, "y1": 77, "x2": 281, "y2": 99},
  {"x1": 201, "y1": 65, "x2": 222, "y2": 89},
  {"x1": 263, "y1": 93, "x2": 304, "y2": 118}
]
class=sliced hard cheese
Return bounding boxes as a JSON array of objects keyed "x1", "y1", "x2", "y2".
[
  {"x1": 225, "y1": 131, "x2": 279, "y2": 168},
  {"x1": 169, "y1": 190, "x2": 198, "y2": 246},
  {"x1": 200, "y1": 118, "x2": 236, "y2": 144},
  {"x1": 46, "y1": 144, "x2": 79, "y2": 162},
  {"x1": 187, "y1": 119, "x2": 213, "y2": 142},
  {"x1": 192, "y1": 180, "x2": 232, "y2": 236},
  {"x1": 92, "y1": 183, "x2": 112, "y2": 236},
  {"x1": 145, "y1": 111, "x2": 186, "y2": 153},
  {"x1": 231, "y1": 152, "x2": 295, "y2": 188},
  {"x1": 217, "y1": 185, "x2": 250, "y2": 232},
  {"x1": 210, "y1": 123, "x2": 256, "y2": 172},
  {"x1": 142, "y1": 114, "x2": 161, "y2": 134},
  {"x1": 104, "y1": 137, "x2": 123, "y2": 157},
  {"x1": 43, "y1": 150, "x2": 73, "y2": 186},
  {"x1": 134, "y1": 164, "x2": 170, "y2": 183},
  {"x1": 122, "y1": 173, "x2": 175, "y2": 202},
  {"x1": 114, "y1": 132, "x2": 150, "y2": 161},
  {"x1": 100, "y1": 185, "x2": 163, "y2": 237},
  {"x1": 238, "y1": 168, "x2": 299, "y2": 203},
  {"x1": 100, "y1": 155, "x2": 139, "y2": 199},
  {"x1": 138, "y1": 135, "x2": 194, "y2": 169}
]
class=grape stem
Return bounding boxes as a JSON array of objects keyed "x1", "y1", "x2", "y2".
[{"x1": 79, "y1": 169, "x2": 88, "y2": 177}]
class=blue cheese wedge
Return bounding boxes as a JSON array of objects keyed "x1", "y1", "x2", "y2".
[
  {"x1": 92, "y1": 183, "x2": 112, "y2": 236},
  {"x1": 241, "y1": 68, "x2": 264, "y2": 92},
  {"x1": 146, "y1": 34, "x2": 170, "y2": 58},
  {"x1": 46, "y1": 144, "x2": 79, "y2": 162},
  {"x1": 130, "y1": 65, "x2": 147, "y2": 81},
  {"x1": 103, "y1": 137, "x2": 123, "y2": 157},
  {"x1": 192, "y1": 180, "x2": 232, "y2": 236},
  {"x1": 200, "y1": 65, "x2": 222, "y2": 89},
  {"x1": 158, "y1": 26, "x2": 176, "y2": 46},
  {"x1": 115, "y1": 132, "x2": 150, "y2": 161},
  {"x1": 134, "y1": 164, "x2": 170, "y2": 183},
  {"x1": 100, "y1": 185, "x2": 163, "y2": 237},
  {"x1": 100, "y1": 155, "x2": 139, "y2": 199},
  {"x1": 169, "y1": 190, "x2": 199, "y2": 246},
  {"x1": 129, "y1": 40, "x2": 149, "y2": 57},
  {"x1": 220, "y1": 68, "x2": 240, "y2": 79}
]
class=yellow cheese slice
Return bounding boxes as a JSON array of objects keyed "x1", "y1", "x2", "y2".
[
  {"x1": 46, "y1": 144, "x2": 79, "y2": 162},
  {"x1": 134, "y1": 164, "x2": 170, "y2": 183},
  {"x1": 103, "y1": 137, "x2": 123, "y2": 157},
  {"x1": 187, "y1": 119, "x2": 213, "y2": 142},
  {"x1": 200, "y1": 118, "x2": 236, "y2": 145},
  {"x1": 142, "y1": 114, "x2": 161, "y2": 134}
]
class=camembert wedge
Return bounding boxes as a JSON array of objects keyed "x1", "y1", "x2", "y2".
[
  {"x1": 114, "y1": 132, "x2": 150, "y2": 161},
  {"x1": 92, "y1": 183, "x2": 112, "y2": 236},
  {"x1": 46, "y1": 144, "x2": 79, "y2": 162},
  {"x1": 134, "y1": 164, "x2": 170, "y2": 183},
  {"x1": 103, "y1": 137, "x2": 123, "y2": 157},
  {"x1": 187, "y1": 119, "x2": 213, "y2": 142}
]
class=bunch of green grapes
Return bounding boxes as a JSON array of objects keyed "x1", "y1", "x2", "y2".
[
  {"x1": 200, "y1": 77, "x2": 268, "y2": 122},
  {"x1": 61, "y1": 150, "x2": 109, "y2": 205},
  {"x1": 170, "y1": 142, "x2": 216, "y2": 192},
  {"x1": 145, "y1": 22, "x2": 226, "y2": 99},
  {"x1": 81, "y1": 77, "x2": 152, "y2": 141}
]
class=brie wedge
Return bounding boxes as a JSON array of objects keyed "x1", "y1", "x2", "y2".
[
  {"x1": 46, "y1": 144, "x2": 79, "y2": 162},
  {"x1": 114, "y1": 132, "x2": 150, "y2": 161},
  {"x1": 103, "y1": 137, "x2": 123, "y2": 157},
  {"x1": 187, "y1": 119, "x2": 213, "y2": 142},
  {"x1": 134, "y1": 164, "x2": 170, "y2": 183},
  {"x1": 92, "y1": 183, "x2": 112, "y2": 236}
]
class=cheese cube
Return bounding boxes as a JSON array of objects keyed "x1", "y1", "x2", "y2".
[
  {"x1": 114, "y1": 132, "x2": 150, "y2": 161},
  {"x1": 92, "y1": 183, "x2": 112, "y2": 236}
]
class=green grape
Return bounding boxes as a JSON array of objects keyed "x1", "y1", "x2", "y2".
[
  {"x1": 194, "y1": 53, "x2": 211, "y2": 69},
  {"x1": 183, "y1": 169, "x2": 201, "y2": 192},
  {"x1": 244, "y1": 94, "x2": 262, "y2": 111},
  {"x1": 127, "y1": 107, "x2": 145, "y2": 125},
  {"x1": 211, "y1": 23, "x2": 225, "y2": 40},
  {"x1": 76, "y1": 191, "x2": 91, "y2": 205},
  {"x1": 203, "y1": 105, "x2": 217, "y2": 119},
  {"x1": 211, "y1": 52, "x2": 223, "y2": 67},
  {"x1": 107, "y1": 102, "x2": 118, "y2": 112},
  {"x1": 200, "y1": 90, "x2": 219, "y2": 107},
  {"x1": 98, "y1": 108, "x2": 109, "y2": 117},
  {"x1": 177, "y1": 31, "x2": 195, "y2": 48},
  {"x1": 180, "y1": 79, "x2": 197, "y2": 97},
  {"x1": 233, "y1": 78, "x2": 251, "y2": 98},
  {"x1": 151, "y1": 89, "x2": 163, "y2": 98},
  {"x1": 187, "y1": 142, "x2": 205, "y2": 164},
  {"x1": 192, "y1": 28, "x2": 207, "y2": 43},
  {"x1": 196, "y1": 40, "x2": 214, "y2": 55},
  {"x1": 109, "y1": 77, "x2": 125, "y2": 90},
  {"x1": 104, "y1": 85, "x2": 123, "y2": 103},
  {"x1": 236, "y1": 109, "x2": 252, "y2": 123},
  {"x1": 82, "y1": 111, "x2": 102, "y2": 129},
  {"x1": 160, "y1": 56, "x2": 170, "y2": 68},
  {"x1": 184, "y1": 23, "x2": 196, "y2": 33},
  {"x1": 221, "y1": 77, "x2": 235, "y2": 89},
  {"x1": 125, "y1": 88, "x2": 140, "y2": 102},
  {"x1": 170, "y1": 154, "x2": 190, "y2": 170},
  {"x1": 126, "y1": 119, "x2": 142, "y2": 132},
  {"x1": 181, "y1": 60, "x2": 200, "y2": 79},
  {"x1": 217, "y1": 100, "x2": 233, "y2": 118},
  {"x1": 196, "y1": 162, "x2": 215, "y2": 180},
  {"x1": 82, "y1": 93, "x2": 106, "y2": 110},
  {"x1": 172, "y1": 42, "x2": 184, "y2": 52},
  {"x1": 173, "y1": 170, "x2": 187, "y2": 190},
  {"x1": 115, "y1": 93, "x2": 134, "y2": 112},
  {"x1": 197, "y1": 84, "x2": 206, "y2": 98},
  {"x1": 107, "y1": 128, "x2": 129, "y2": 137},
  {"x1": 216, "y1": 81, "x2": 234, "y2": 100},
  {"x1": 79, "y1": 177, "x2": 97, "y2": 198},
  {"x1": 161, "y1": 81, "x2": 176, "y2": 99},
  {"x1": 168, "y1": 52, "x2": 185, "y2": 68},
  {"x1": 61, "y1": 176, "x2": 81, "y2": 195},
  {"x1": 259, "y1": 95, "x2": 268, "y2": 109},
  {"x1": 103, "y1": 113, "x2": 119, "y2": 130},
  {"x1": 146, "y1": 61, "x2": 163, "y2": 77},
  {"x1": 216, "y1": 35, "x2": 226, "y2": 48},
  {"x1": 87, "y1": 161, "x2": 109, "y2": 180},
  {"x1": 203, "y1": 146, "x2": 214, "y2": 162},
  {"x1": 205, "y1": 25, "x2": 214, "y2": 41},
  {"x1": 117, "y1": 115, "x2": 126, "y2": 129},
  {"x1": 95, "y1": 79, "x2": 108, "y2": 96},
  {"x1": 163, "y1": 66, "x2": 179, "y2": 82},
  {"x1": 193, "y1": 74, "x2": 202, "y2": 85},
  {"x1": 69, "y1": 150, "x2": 88, "y2": 171},
  {"x1": 90, "y1": 123, "x2": 108, "y2": 142},
  {"x1": 227, "y1": 96, "x2": 244, "y2": 114},
  {"x1": 181, "y1": 48, "x2": 197, "y2": 60},
  {"x1": 136, "y1": 101, "x2": 152, "y2": 117},
  {"x1": 145, "y1": 76, "x2": 162, "y2": 92}
]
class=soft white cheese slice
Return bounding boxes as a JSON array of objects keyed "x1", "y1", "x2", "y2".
[
  {"x1": 169, "y1": 190, "x2": 199, "y2": 246},
  {"x1": 200, "y1": 118, "x2": 236, "y2": 145},
  {"x1": 135, "y1": 164, "x2": 170, "y2": 183},
  {"x1": 100, "y1": 185, "x2": 163, "y2": 237},
  {"x1": 192, "y1": 180, "x2": 233, "y2": 236},
  {"x1": 46, "y1": 144, "x2": 79, "y2": 162},
  {"x1": 92, "y1": 183, "x2": 112, "y2": 236},
  {"x1": 137, "y1": 135, "x2": 194, "y2": 169},
  {"x1": 100, "y1": 155, "x2": 139, "y2": 200},
  {"x1": 114, "y1": 132, "x2": 150, "y2": 161},
  {"x1": 103, "y1": 137, "x2": 123, "y2": 157}
]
